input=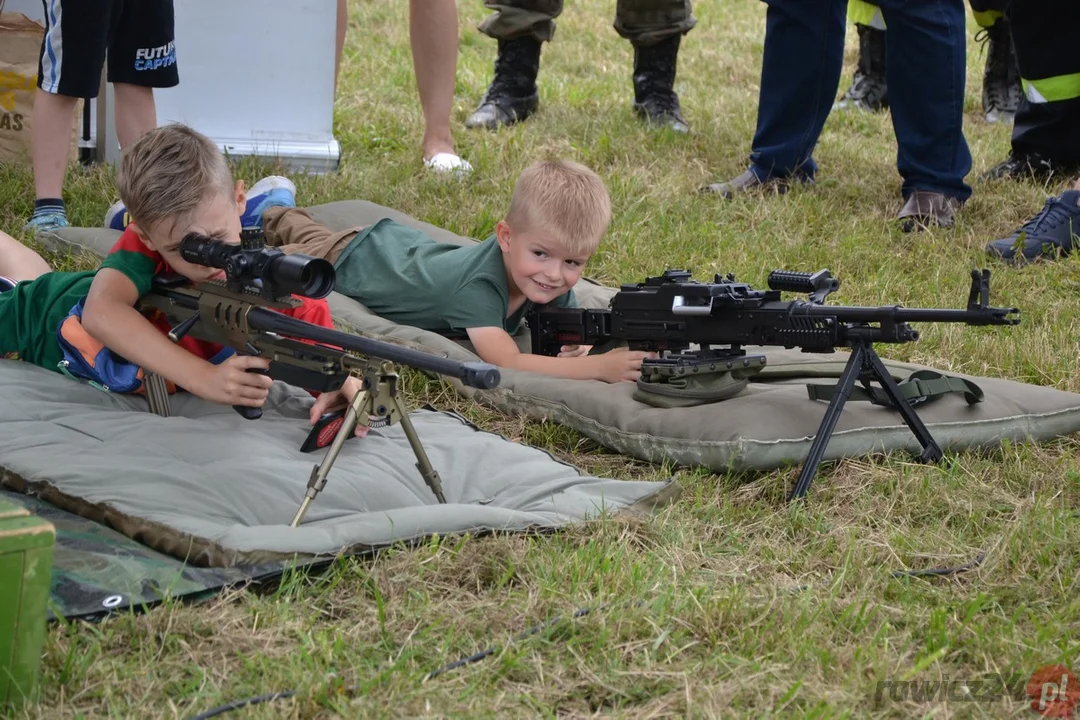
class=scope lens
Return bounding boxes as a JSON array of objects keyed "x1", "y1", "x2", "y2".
[{"x1": 267, "y1": 255, "x2": 336, "y2": 298}]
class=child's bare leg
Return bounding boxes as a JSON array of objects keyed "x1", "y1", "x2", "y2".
[
  {"x1": 112, "y1": 83, "x2": 158, "y2": 148},
  {"x1": 0, "y1": 232, "x2": 51, "y2": 282},
  {"x1": 1073, "y1": 176, "x2": 1080, "y2": 191}
]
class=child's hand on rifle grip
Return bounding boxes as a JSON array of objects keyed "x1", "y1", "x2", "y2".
[{"x1": 193, "y1": 354, "x2": 275, "y2": 408}]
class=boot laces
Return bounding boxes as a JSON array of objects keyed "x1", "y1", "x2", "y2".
[
  {"x1": 485, "y1": 42, "x2": 537, "y2": 101},
  {"x1": 979, "y1": 23, "x2": 1018, "y2": 112}
]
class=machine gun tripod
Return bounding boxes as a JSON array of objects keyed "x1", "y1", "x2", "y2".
[
  {"x1": 788, "y1": 332, "x2": 941, "y2": 501},
  {"x1": 290, "y1": 359, "x2": 445, "y2": 527}
]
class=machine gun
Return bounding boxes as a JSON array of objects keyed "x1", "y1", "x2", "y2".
[
  {"x1": 137, "y1": 230, "x2": 501, "y2": 526},
  {"x1": 528, "y1": 268, "x2": 1020, "y2": 500}
]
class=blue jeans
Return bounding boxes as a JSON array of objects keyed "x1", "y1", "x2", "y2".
[{"x1": 747, "y1": 0, "x2": 972, "y2": 201}]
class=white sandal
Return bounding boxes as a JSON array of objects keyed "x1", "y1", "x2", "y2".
[{"x1": 424, "y1": 152, "x2": 474, "y2": 176}]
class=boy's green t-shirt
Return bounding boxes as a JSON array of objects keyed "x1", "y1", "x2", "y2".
[
  {"x1": 0, "y1": 244, "x2": 158, "y2": 370},
  {"x1": 331, "y1": 218, "x2": 577, "y2": 337}
]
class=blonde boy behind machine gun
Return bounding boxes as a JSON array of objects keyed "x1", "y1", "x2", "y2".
[{"x1": 246, "y1": 160, "x2": 656, "y2": 383}]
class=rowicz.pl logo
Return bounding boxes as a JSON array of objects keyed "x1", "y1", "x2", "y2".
[{"x1": 873, "y1": 665, "x2": 1078, "y2": 716}]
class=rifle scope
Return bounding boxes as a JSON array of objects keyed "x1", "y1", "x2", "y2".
[{"x1": 179, "y1": 231, "x2": 336, "y2": 299}]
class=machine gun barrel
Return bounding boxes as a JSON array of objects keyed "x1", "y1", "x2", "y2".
[{"x1": 793, "y1": 303, "x2": 1019, "y2": 326}]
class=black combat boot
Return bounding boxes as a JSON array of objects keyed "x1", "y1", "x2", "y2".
[
  {"x1": 465, "y1": 36, "x2": 543, "y2": 130},
  {"x1": 632, "y1": 34, "x2": 689, "y2": 133},
  {"x1": 834, "y1": 24, "x2": 888, "y2": 112},
  {"x1": 979, "y1": 17, "x2": 1022, "y2": 124}
]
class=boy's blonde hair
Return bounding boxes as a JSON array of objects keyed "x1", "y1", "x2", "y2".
[
  {"x1": 504, "y1": 159, "x2": 612, "y2": 256},
  {"x1": 115, "y1": 123, "x2": 236, "y2": 238}
]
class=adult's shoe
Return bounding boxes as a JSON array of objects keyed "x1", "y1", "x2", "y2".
[
  {"x1": 981, "y1": 152, "x2": 1079, "y2": 183},
  {"x1": 985, "y1": 189, "x2": 1080, "y2": 263},
  {"x1": 896, "y1": 190, "x2": 963, "y2": 233},
  {"x1": 834, "y1": 24, "x2": 888, "y2": 112},
  {"x1": 465, "y1": 37, "x2": 542, "y2": 130},
  {"x1": 632, "y1": 34, "x2": 689, "y2": 133},
  {"x1": 978, "y1": 18, "x2": 1022, "y2": 124},
  {"x1": 700, "y1": 168, "x2": 813, "y2": 198}
]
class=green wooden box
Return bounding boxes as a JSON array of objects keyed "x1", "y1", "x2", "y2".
[{"x1": 0, "y1": 497, "x2": 55, "y2": 710}]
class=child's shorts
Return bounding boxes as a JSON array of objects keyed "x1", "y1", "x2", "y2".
[{"x1": 37, "y1": 0, "x2": 179, "y2": 98}]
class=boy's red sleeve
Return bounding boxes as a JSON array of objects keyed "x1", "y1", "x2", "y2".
[
  {"x1": 277, "y1": 297, "x2": 339, "y2": 400},
  {"x1": 285, "y1": 297, "x2": 335, "y2": 329}
]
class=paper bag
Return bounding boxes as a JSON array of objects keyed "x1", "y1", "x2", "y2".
[{"x1": 0, "y1": 11, "x2": 81, "y2": 166}]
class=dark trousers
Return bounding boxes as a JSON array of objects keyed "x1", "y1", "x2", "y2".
[
  {"x1": 1009, "y1": 0, "x2": 1080, "y2": 166},
  {"x1": 748, "y1": 0, "x2": 972, "y2": 201}
]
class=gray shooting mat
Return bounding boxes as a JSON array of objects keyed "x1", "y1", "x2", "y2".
[
  {"x1": 39, "y1": 207, "x2": 1080, "y2": 475},
  {"x1": 0, "y1": 361, "x2": 677, "y2": 573}
]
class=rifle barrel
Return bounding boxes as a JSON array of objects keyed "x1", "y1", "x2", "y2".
[
  {"x1": 247, "y1": 308, "x2": 500, "y2": 389},
  {"x1": 156, "y1": 288, "x2": 501, "y2": 390}
]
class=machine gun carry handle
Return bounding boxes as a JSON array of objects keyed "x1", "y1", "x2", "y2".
[{"x1": 767, "y1": 269, "x2": 840, "y2": 304}]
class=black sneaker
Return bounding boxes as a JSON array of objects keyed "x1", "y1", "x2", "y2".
[
  {"x1": 985, "y1": 189, "x2": 1080, "y2": 263},
  {"x1": 981, "y1": 152, "x2": 1066, "y2": 183}
]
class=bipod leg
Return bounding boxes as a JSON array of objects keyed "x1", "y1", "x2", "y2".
[
  {"x1": 290, "y1": 387, "x2": 370, "y2": 527},
  {"x1": 389, "y1": 393, "x2": 447, "y2": 504},
  {"x1": 789, "y1": 343, "x2": 866, "y2": 501},
  {"x1": 862, "y1": 346, "x2": 943, "y2": 464}
]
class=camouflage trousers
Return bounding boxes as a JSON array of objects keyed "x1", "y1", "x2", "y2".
[{"x1": 477, "y1": 0, "x2": 696, "y2": 46}]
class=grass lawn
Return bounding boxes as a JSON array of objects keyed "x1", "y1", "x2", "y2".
[{"x1": 2, "y1": 0, "x2": 1079, "y2": 717}]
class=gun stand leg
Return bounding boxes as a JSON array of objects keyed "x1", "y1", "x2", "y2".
[
  {"x1": 389, "y1": 392, "x2": 447, "y2": 504},
  {"x1": 290, "y1": 386, "x2": 369, "y2": 527},
  {"x1": 788, "y1": 340, "x2": 944, "y2": 501},
  {"x1": 289, "y1": 362, "x2": 448, "y2": 527}
]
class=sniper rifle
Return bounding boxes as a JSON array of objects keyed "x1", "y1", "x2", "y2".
[
  {"x1": 527, "y1": 268, "x2": 1020, "y2": 500},
  {"x1": 137, "y1": 230, "x2": 501, "y2": 525}
]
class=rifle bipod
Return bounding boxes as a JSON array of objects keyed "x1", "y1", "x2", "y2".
[
  {"x1": 788, "y1": 336, "x2": 944, "y2": 501},
  {"x1": 290, "y1": 360, "x2": 447, "y2": 527}
]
